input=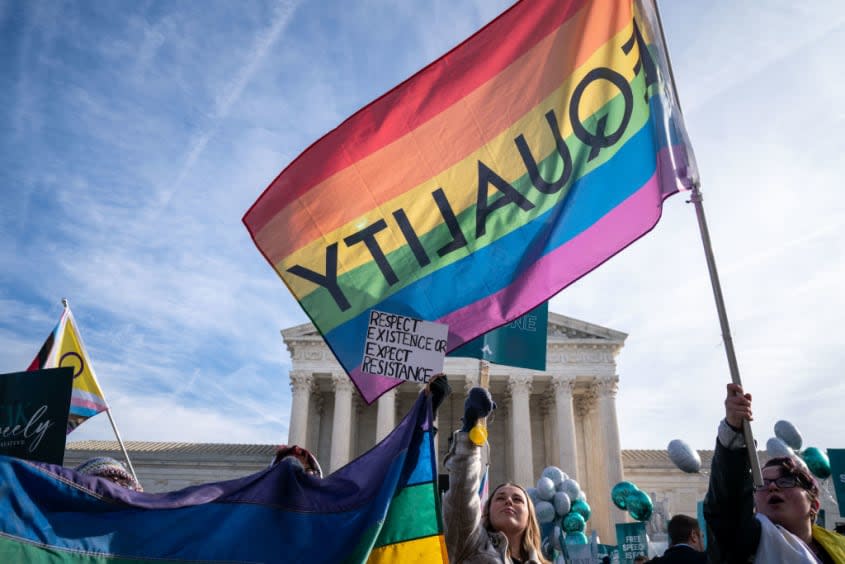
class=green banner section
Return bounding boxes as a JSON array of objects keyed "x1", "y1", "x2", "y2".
[
  {"x1": 828, "y1": 448, "x2": 845, "y2": 518},
  {"x1": 448, "y1": 302, "x2": 548, "y2": 370},
  {"x1": 616, "y1": 521, "x2": 649, "y2": 564}
]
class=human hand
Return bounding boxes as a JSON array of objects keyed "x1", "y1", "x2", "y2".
[
  {"x1": 425, "y1": 374, "x2": 451, "y2": 417},
  {"x1": 462, "y1": 387, "x2": 495, "y2": 431},
  {"x1": 725, "y1": 383, "x2": 752, "y2": 429}
]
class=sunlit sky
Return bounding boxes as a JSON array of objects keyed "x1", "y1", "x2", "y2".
[{"x1": 1, "y1": 1, "x2": 843, "y2": 456}]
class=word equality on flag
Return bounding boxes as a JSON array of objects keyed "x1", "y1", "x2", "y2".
[
  {"x1": 243, "y1": 0, "x2": 698, "y2": 403},
  {"x1": 27, "y1": 305, "x2": 109, "y2": 433},
  {"x1": 0, "y1": 393, "x2": 446, "y2": 564}
]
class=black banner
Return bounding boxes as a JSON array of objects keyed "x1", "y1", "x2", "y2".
[{"x1": 0, "y1": 367, "x2": 73, "y2": 465}]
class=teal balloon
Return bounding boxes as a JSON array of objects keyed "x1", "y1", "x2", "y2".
[
  {"x1": 626, "y1": 490, "x2": 653, "y2": 522},
  {"x1": 563, "y1": 512, "x2": 586, "y2": 533},
  {"x1": 611, "y1": 481, "x2": 639, "y2": 510},
  {"x1": 565, "y1": 531, "x2": 588, "y2": 545},
  {"x1": 570, "y1": 498, "x2": 591, "y2": 521},
  {"x1": 802, "y1": 447, "x2": 831, "y2": 479}
]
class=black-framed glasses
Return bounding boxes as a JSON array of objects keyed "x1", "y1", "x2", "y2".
[{"x1": 754, "y1": 476, "x2": 799, "y2": 491}]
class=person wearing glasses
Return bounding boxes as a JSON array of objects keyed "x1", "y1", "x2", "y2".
[{"x1": 703, "y1": 383, "x2": 845, "y2": 563}]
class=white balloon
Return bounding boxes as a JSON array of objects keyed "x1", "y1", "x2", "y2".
[
  {"x1": 536, "y1": 477, "x2": 556, "y2": 500},
  {"x1": 774, "y1": 420, "x2": 803, "y2": 451},
  {"x1": 561, "y1": 478, "x2": 581, "y2": 501},
  {"x1": 542, "y1": 466, "x2": 566, "y2": 487},
  {"x1": 766, "y1": 437, "x2": 795, "y2": 459},
  {"x1": 535, "y1": 500, "x2": 556, "y2": 523},
  {"x1": 553, "y1": 491, "x2": 571, "y2": 516},
  {"x1": 667, "y1": 439, "x2": 702, "y2": 473}
]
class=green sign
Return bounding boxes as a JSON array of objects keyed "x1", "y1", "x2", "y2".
[
  {"x1": 828, "y1": 448, "x2": 845, "y2": 518},
  {"x1": 616, "y1": 521, "x2": 648, "y2": 564},
  {"x1": 448, "y1": 302, "x2": 548, "y2": 370},
  {"x1": 0, "y1": 368, "x2": 73, "y2": 465}
]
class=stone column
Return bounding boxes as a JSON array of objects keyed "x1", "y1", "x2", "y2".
[
  {"x1": 375, "y1": 388, "x2": 396, "y2": 442},
  {"x1": 287, "y1": 370, "x2": 313, "y2": 447},
  {"x1": 575, "y1": 385, "x2": 610, "y2": 542},
  {"x1": 597, "y1": 377, "x2": 626, "y2": 529},
  {"x1": 551, "y1": 374, "x2": 578, "y2": 480},
  {"x1": 507, "y1": 373, "x2": 534, "y2": 488},
  {"x1": 330, "y1": 373, "x2": 354, "y2": 473}
]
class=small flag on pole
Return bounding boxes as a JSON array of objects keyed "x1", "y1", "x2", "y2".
[{"x1": 27, "y1": 302, "x2": 110, "y2": 434}]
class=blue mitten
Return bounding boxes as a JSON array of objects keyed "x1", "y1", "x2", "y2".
[{"x1": 461, "y1": 387, "x2": 495, "y2": 432}]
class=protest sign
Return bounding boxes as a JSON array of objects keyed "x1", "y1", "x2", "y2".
[
  {"x1": 828, "y1": 449, "x2": 845, "y2": 518},
  {"x1": 0, "y1": 367, "x2": 73, "y2": 464},
  {"x1": 361, "y1": 310, "x2": 448, "y2": 384},
  {"x1": 616, "y1": 522, "x2": 649, "y2": 563},
  {"x1": 449, "y1": 302, "x2": 548, "y2": 370}
]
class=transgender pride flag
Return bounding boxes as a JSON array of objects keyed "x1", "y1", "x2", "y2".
[
  {"x1": 243, "y1": 0, "x2": 697, "y2": 403},
  {"x1": 27, "y1": 304, "x2": 110, "y2": 433}
]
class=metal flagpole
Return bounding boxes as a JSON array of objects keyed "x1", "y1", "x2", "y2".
[
  {"x1": 105, "y1": 409, "x2": 140, "y2": 484},
  {"x1": 61, "y1": 298, "x2": 141, "y2": 486},
  {"x1": 651, "y1": 1, "x2": 763, "y2": 486}
]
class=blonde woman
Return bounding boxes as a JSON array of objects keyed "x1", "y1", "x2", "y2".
[{"x1": 437, "y1": 377, "x2": 549, "y2": 564}]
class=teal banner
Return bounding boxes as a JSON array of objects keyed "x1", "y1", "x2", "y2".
[
  {"x1": 828, "y1": 448, "x2": 845, "y2": 518},
  {"x1": 616, "y1": 521, "x2": 649, "y2": 564},
  {"x1": 0, "y1": 368, "x2": 73, "y2": 465},
  {"x1": 448, "y1": 302, "x2": 548, "y2": 370}
]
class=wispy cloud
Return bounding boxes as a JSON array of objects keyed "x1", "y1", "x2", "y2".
[{"x1": 1, "y1": 1, "x2": 842, "y2": 456}]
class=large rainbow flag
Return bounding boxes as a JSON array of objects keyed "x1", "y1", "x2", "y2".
[
  {"x1": 0, "y1": 394, "x2": 445, "y2": 563},
  {"x1": 243, "y1": 0, "x2": 697, "y2": 403},
  {"x1": 27, "y1": 305, "x2": 110, "y2": 433}
]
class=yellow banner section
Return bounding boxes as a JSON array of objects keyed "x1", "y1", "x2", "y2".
[
  {"x1": 57, "y1": 313, "x2": 107, "y2": 402},
  {"x1": 366, "y1": 535, "x2": 448, "y2": 564}
]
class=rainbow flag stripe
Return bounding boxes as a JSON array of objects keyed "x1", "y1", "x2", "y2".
[
  {"x1": 243, "y1": 0, "x2": 697, "y2": 402},
  {"x1": 0, "y1": 395, "x2": 445, "y2": 563}
]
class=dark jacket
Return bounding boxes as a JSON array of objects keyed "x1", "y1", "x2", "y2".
[
  {"x1": 702, "y1": 423, "x2": 760, "y2": 563},
  {"x1": 649, "y1": 544, "x2": 706, "y2": 564},
  {"x1": 702, "y1": 420, "x2": 845, "y2": 564}
]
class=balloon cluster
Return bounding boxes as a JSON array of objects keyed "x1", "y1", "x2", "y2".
[
  {"x1": 528, "y1": 466, "x2": 592, "y2": 559},
  {"x1": 611, "y1": 481, "x2": 653, "y2": 522},
  {"x1": 767, "y1": 420, "x2": 831, "y2": 479}
]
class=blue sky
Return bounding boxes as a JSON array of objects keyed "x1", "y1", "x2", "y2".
[{"x1": 1, "y1": 0, "x2": 843, "y2": 454}]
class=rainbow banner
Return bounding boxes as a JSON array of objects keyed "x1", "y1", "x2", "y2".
[
  {"x1": 243, "y1": 0, "x2": 697, "y2": 403},
  {"x1": 0, "y1": 394, "x2": 446, "y2": 563},
  {"x1": 27, "y1": 305, "x2": 110, "y2": 433}
]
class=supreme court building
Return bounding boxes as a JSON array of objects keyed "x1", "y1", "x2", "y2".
[{"x1": 282, "y1": 311, "x2": 631, "y2": 542}]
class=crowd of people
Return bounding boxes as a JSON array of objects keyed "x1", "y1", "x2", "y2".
[{"x1": 76, "y1": 376, "x2": 844, "y2": 563}]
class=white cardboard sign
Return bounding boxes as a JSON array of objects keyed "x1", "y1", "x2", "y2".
[{"x1": 361, "y1": 310, "x2": 448, "y2": 384}]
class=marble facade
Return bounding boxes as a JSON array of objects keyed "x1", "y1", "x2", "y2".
[{"x1": 281, "y1": 311, "x2": 629, "y2": 542}]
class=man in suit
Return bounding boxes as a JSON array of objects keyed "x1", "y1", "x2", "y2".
[{"x1": 650, "y1": 514, "x2": 707, "y2": 563}]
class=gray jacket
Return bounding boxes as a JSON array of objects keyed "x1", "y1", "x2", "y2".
[{"x1": 443, "y1": 431, "x2": 543, "y2": 564}]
